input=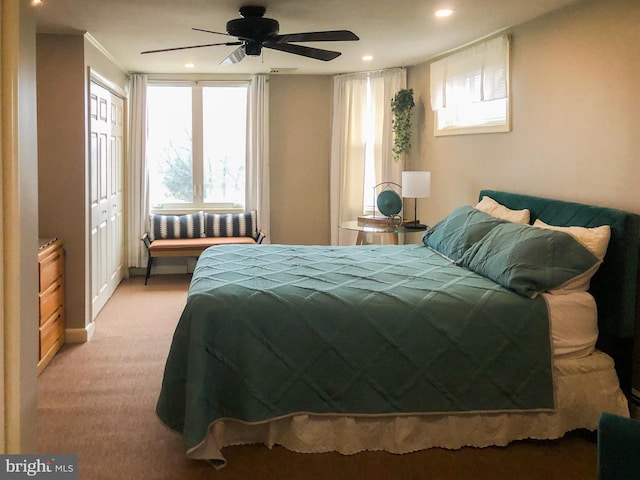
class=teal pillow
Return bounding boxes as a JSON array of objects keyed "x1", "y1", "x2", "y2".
[
  {"x1": 422, "y1": 206, "x2": 507, "y2": 261},
  {"x1": 460, "y1": 222, "x2": 599, "y2": 298}
]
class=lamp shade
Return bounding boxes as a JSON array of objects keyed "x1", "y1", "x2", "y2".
[{"x1": 402, "y1": 171, "x2": 431, "y2": 198}]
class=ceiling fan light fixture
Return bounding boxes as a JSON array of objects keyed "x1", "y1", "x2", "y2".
[{"x1": 220, "y1": 47, "x2": 246, "y2": 65}]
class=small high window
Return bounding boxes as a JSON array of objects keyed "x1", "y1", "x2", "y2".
[{"x1": 430, "y1": 35, "x2": 510, "y2": 136}]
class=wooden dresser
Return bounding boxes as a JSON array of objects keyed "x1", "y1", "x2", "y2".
[{"x1": 38, "y1": 238, "x2": 65, "y2": 374}]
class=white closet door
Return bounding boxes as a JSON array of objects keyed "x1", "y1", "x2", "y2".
[{"x1": 90, "y1": 80, "x2": 124, "y2": 319}]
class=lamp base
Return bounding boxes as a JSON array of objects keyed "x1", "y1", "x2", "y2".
[{"x1": 404, "y1": 221, "x2": 427, "y2": 231}]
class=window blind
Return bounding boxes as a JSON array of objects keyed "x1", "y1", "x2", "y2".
[{"x1": 430, "y1": 35, "x2": 510, "y2": 111}]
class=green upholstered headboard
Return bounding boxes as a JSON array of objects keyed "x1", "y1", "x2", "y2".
[
  {"x1": 479, "y1": 190, "x2": 640, "y2": 339},
  {"x1": 479, "y1": 190, "x2": 640, "y2": 392}
]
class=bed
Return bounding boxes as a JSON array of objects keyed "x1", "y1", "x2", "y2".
[{"x1": 156, "y1": 190, "x2": 640, "y2": 468}]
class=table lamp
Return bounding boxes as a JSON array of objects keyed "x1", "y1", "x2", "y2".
[{"x1": 402, "y1": 171, "x2": 431, "y2": 230}]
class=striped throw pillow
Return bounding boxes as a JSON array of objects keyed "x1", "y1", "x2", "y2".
[
  {"x1": 203, "y1": 210, "x2": 258, "y2": 239},
  {"x1": 148, "y1": 212, "x2": 205, "y2": 241}
]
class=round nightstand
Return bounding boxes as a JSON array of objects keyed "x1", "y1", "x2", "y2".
[{"x1": 339, "y1": 220, "x2": 427, "y2": 245}]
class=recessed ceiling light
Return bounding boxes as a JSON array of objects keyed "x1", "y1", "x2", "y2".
[
  {"x1": 435, "y1": 9, "x2": 454, "y2": 17},
  {"x1": 184, "y1": 63, "x2": 195, "y2": 68},
  {"x1": 32, "y1": 0, "x2": 43, "y2": 5},
  {"x1": 362, "y1": 55, "x2": 374, "y2": 61}
]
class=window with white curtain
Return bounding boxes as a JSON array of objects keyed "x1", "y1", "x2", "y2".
[
  {"x1": 430, "y1": 35, "x2": 510, "y2": 136},
  {"x1": 146, "y1": 81, "x2": 249, "y2": 211},
  {"x1": 330, "y1": 68, "x2": 405, "y2": 245},
  {"x1": 362, "y1": 77, "x2": 379, "y2": 214}
]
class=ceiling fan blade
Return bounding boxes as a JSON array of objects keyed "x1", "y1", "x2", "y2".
[
  {"x1": 270, "y1": 30, "x2": 359, "y2": 44},
  {"x1": 141, "y1": 42, "x2": 241, "y2": 54},
  {"x1": 192, "y1": 27, "x2": 231, "y2": 37},
  {"x1": 264, "y1": 43, "x2": 341, "y2": 61},
  {"x1": 220, "y1": 46, "x2": 246, "y2": 65}
]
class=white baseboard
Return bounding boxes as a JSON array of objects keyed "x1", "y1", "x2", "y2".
[{"x1": 65, "y1": 321, "x2": 95, "y2": 343}]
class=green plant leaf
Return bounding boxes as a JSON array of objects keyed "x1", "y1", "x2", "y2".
[{"x1": 391, "y1": 88, "x2": 415, "y2": 161}]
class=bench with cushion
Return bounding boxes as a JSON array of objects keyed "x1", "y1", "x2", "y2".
[{"x1": 142, "y1": 210, "x2": 265, "y2": 284}]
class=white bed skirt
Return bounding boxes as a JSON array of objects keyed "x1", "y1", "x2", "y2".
[{"x1": 187, "y1": 350, "x2": 629, "y2": 467}]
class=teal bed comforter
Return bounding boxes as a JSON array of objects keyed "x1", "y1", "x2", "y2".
[{"x1": 156, "y1": 244, "x2": 553, "y2": 453}]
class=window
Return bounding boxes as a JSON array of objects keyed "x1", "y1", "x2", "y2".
[
  {"x1": 330, "y1": 68, "x2": 404, "y2": 245},
  {"x1": 430, "y1": 35, "x2": 510, "y2": 136},
  {"x1": 147, "y1": 82, "x2": 248, "y2": 211},
  {"x1": 362, "y1": 77, "x2": 377, "y2": 213},
  {"x1": 361, "y1": 72, "x2": 404, "y2": 215},
  {"x1": 435, "y1": 98, "x2": 508, "y2": 132}
]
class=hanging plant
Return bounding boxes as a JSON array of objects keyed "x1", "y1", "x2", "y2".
[{"x1": 391, "y1": 88, "x2": 415, "y2": 162}]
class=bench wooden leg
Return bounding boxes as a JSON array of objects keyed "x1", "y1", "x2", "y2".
[{"x1": 145, "y1": 256, "x2": 153, "y2": 285}]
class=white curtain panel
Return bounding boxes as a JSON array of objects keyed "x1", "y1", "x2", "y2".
[
  {"x1": 430, "y1": 34, "x2": 509, "y2": 111},
  {"x1": 370, "y1": 68, "x2": 406, "y2": 189},
  {"x1": 126, "y1": 73, "x2": 149, "y2": 268},
  {"x1": 330, "y1": 68, "x2": 406, "y2": 245},
  {"x1": 246, "y1": 74, "x2": 270, "y2": 243}
]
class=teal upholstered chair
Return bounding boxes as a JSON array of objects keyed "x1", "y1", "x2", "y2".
[{"x1": 598, "y1": 412, "x2": 640, "y2": 479}]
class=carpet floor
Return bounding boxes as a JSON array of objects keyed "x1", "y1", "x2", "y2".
[{"x1": 37, "y1": 274, "x2": 598, "y2": 479}]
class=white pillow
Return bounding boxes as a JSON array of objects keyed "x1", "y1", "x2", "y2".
[
  {"x1": 475, "y1": 196, "x2": 530, "y2": 224},
  {"x1": 533, "y1": 219, "x2": 611, "y2": 293},
  {"x1": 543, "y1": 291, "x2": 598, "y2": 359}
]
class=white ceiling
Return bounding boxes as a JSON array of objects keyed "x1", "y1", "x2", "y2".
[{"x1": 34, "y1": 0, "x2": 586, "y2": 75}]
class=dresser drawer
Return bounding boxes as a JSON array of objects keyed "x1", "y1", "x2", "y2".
[
  {"x1": 37, "y1": 239, "x2": 65, "y2": 373},
  {"x1": 40, "y1": 280, "x2": 63, "y2": 325},
  {"x1": 40, "y1": 307, "x2": 64, "y2": 359},
  {"x1": 39, "y1": 247, "x2": 64, "y2": 291}
]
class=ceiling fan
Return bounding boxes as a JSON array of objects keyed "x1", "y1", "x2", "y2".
[{"x1": 141, "y1": 5, "x2": 359, "y2": 65}]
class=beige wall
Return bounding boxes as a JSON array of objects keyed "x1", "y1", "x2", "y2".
[
  {"x1": 37, "y1": 34, "x2": 87, "y2": 331},
  {"x1": 16, "y1": 1, "x2": 39, "y2": 452},
  {"x1": 35, "y1": 0, "x2": 640, "y2": 268},
  {"x1": 407, "y1": 0, "x2": 640, "y2": 226},
  {"x1": 37, "y1": 33, "x2": 127, "y2": 333},
  {"x1": 1, "y1": 0, "x2": 39, "y2": 453},
  {"x1": 269, "y1": 0, "x2": 640, "y2": 245},
  {"x1": 269, "y1": 75, "x2": 333, "y2": 245}
]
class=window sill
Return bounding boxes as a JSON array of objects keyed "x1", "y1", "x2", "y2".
[{"x1": 150, "y1": 205, "x2": 245, "y2": 215}]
